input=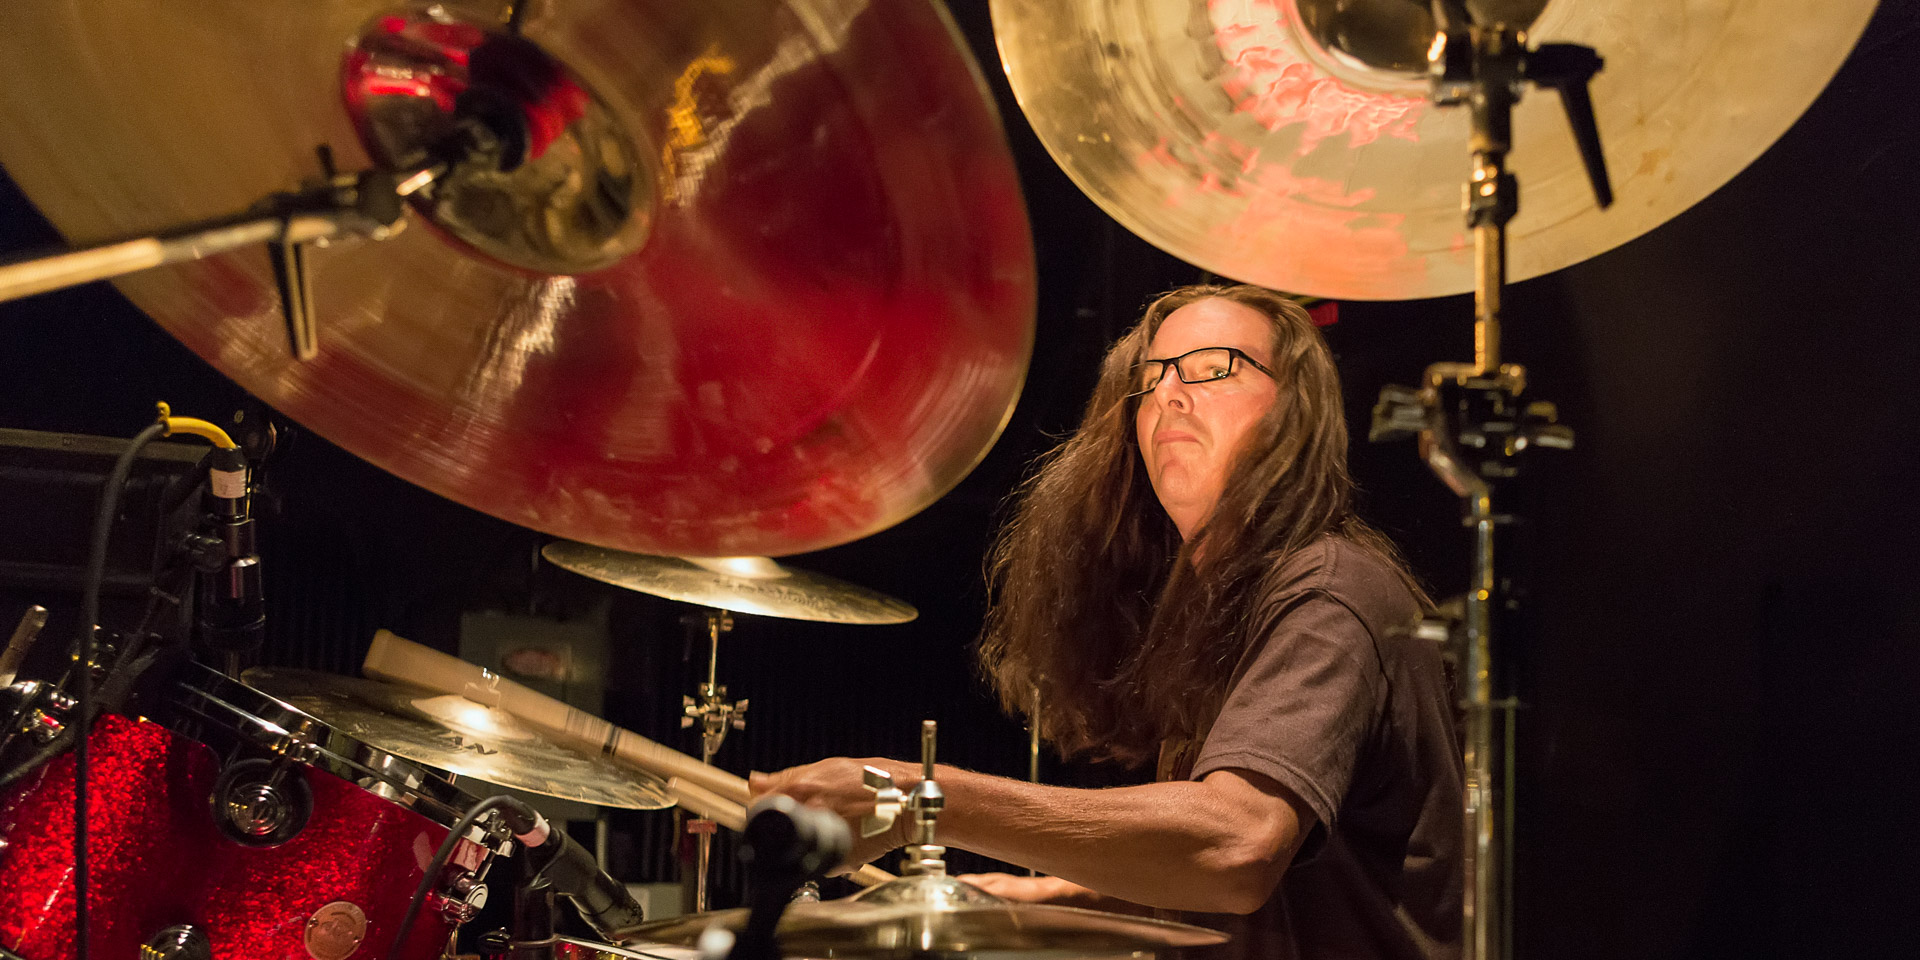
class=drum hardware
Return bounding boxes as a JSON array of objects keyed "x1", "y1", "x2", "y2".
[
  {"x1": 632, "y1": 727, "x2": 1228, "y2": 957},
  {"x1": 704, "y1": 795, "x2": 851, "y2": 960},
  {"x1": 0, "y1": 665, "x2": 509, "y2": 960},
  {"x1": 242, "y1": 668, "x2": 675, "y2": 811},
  {"x1": 209, "y1": 755, "x2": 316, "y2": 846},
  {"x1": 364, "y1": 630, "x2": 901, "y2": 889},
  {"x1": 407, "y1": 795, "x2": 647, "y2": 960},
  {"x1": 681, "y1": 608, "x2": 748, "y2": 913},
  {"x1": 538, "y1": 542, "x2": 916, "y2": 906},
  {"x1": 0, "y1": 151, "x2": 421, "y2": 345},
  {"x1": 207, "y1": 718, "x2": 323, "y2": 845},
  {"x1": 182, "y1": 437, "x2": 264, "y2": 676},
  {"x1": 364, "y1": 630, "x2": 755, "y2": 808},
  {"x1": 0, "y1": 680, "x2": 73, "y2": 753},
  {"x1": 860, "y1": 767, "x2": 905, "y2": 840},
  {"x1": 139, "y1": 924, "x2": 211, "y2": 960},
  {"x1": 431, "y1": 866, "x2": 493, "y2": 926},
  {"x1": 683, "y1": 611, "x2": 748, "y2": 763},
  {"x1": 990, "y1": 0, "x2": 1875, "y2": 300},
  {"x1": 1359, "y1": 9, "x2": 1600, "y2": 960},
  {"x1": 0, "y1": 0, "x2": 1037, "y2": 561},
  {"x1": 0, "y1": 606, "x2": 48, "y2": 686}
]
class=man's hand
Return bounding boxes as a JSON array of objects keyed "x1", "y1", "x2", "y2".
[
  {"x1": 956, "y1": 873, "x2": 1088, "y2": 904},
  {"x1": 751, "y1": 756, "x2": 919, "y2": 872},
  {"x1": 957, "y1": 874, "x2": 1149, "y2": 914}
]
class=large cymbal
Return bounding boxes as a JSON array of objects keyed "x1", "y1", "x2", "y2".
[
  {"x1": 542, "y1": 541, "x2": 916, "y2": 623},
  {"x1": 0, "y1": 0, "x2": 1034, "y2": 557},
  {"x1": 991, "y1": 0, "x2": 1875, "y2": 300},
  {"x1": 625, "y1": 875, "x2": 1227, "y2": 957},
  {"x1": 244, "y1": 667, "x2": 675, "y2": 810}
]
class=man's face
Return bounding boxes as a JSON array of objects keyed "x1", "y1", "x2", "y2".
[{"x1": 1133, "y1": 298, "x2": 1280, "y2": 539}]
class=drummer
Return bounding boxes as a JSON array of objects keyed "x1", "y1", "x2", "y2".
[{"x1": 753, "y1": 284, "x2": 1463, "y2": 959}]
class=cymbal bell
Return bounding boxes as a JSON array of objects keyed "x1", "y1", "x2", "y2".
[
  {"x1": 542, "y1": 541, "x2": 916, "y2": 624},
  {"x1": 0, "y1": 0, "x2": 1034, "y2": 558},
  {"x1": 990, "y1": 0, "x2": 1875, "y2": 300},
  {"x1": 244, "y1": 667, "x2": 674, "y2": 810}
]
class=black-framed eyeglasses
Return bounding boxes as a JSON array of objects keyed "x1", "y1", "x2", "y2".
[{"x1": 1127, "y1": 346, "x2": 1276, "y2": 398}]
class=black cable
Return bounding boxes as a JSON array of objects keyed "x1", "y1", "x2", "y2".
[
  {"x1": 385, "y1": 794, "x2": 522, "y2": 960},
  {"x1": 73, "y1": 420, "x2": 167, "y2": 960},
  {"x1": 0, "y1": 517, "x2": 192, "y2": 793}
]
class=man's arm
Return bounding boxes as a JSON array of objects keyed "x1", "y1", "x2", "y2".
[{"x1": 751, "y1": 759, "x2": 1314, "y2": 915}]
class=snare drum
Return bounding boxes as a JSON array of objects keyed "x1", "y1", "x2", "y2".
[{"x1": 0, "y1": 661, "x2": 504, "y2": 960}]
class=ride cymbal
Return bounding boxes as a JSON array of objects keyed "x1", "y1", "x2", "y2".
[
  {"x1": 244, "y1": 667, "x2": 674, "y2": 810},
  {"x1": 0, "y1": 0, "x2": 1034, "y2": 557},
  {"x1": 991, "y1": 0, "x2": 1875, "y2": 300},
  {"x1": 542, "y1": 541, "x2": 916, "y2": 623}
]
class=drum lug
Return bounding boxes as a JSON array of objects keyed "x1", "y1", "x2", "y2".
[
  {"x1": 212, "y1": 726, "x2": 319, "y2": 846},
  {"x1": 141, "y1": 924, "x2": 212, "y2": 960},
  {"x1": 430, "y1": 865, "x2": 490, "y2": 925}
]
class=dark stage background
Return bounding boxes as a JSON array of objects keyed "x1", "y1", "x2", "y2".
[{"x1": 2, "y1": 1, "x2": 1918, "y2": 956}]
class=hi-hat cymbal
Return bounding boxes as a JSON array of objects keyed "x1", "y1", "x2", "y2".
[
  {"x1": 625, "y1": 874, "x2": 1227, "y2": 958},
  {"x1": 991, "y1": 0, "x2": 1875, "y2": 300},
  {"x1": 0, "y1": 0, "x2": 1034, "y2": 558},
  {"x1": 542, "y1": 541, "x2": 916, "y2": 624},
  {"x1": 244, "y1": 667, "x2": 674, "y2": 810}
]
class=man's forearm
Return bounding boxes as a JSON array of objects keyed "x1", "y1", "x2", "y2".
[{"x1": 925, "y1": 764, "x2": 1299, "y2": 914}]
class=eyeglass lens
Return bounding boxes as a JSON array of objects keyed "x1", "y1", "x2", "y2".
[{"x1": 1136, "y1": 347, "x2": 1236, "y2": 394}]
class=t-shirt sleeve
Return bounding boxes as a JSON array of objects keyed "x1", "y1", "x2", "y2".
[{"x1": 1188, "y1": 590, "x2": 1383, "y2": 854}]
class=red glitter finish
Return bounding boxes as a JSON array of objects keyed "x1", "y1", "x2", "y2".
[{"x1": 0, "y1": 714, "x2": 483, "y2": 960}]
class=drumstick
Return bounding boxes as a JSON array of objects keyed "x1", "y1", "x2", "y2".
[
  {"x1": 365, "y1": 629, "x2": 751, "y2": 804},
  {"x1": 365, "y1": 630, "x2": 898, "y2": 887}
]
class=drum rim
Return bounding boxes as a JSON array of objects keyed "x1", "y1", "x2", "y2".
[{"x1": 156, "y1": 660, "x2": 505, "y2": 842}]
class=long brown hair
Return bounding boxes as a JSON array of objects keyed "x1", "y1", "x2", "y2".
[{"x1": 977, "y1": 284, "x2": 1424, "y2": 766}]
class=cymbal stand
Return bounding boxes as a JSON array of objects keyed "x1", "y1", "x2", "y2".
[
  {"x1": 0, "y1": 150, "x2": 432, "y2": 360},
  {"x1": 682, "y1": 609, "x2": 748, "y2": 912},
  {"x1": 1372, "y1": 8, "x2": 1609, "y2": 960}
]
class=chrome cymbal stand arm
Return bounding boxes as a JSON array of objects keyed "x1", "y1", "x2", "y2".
[
  {"x1": 1375, "y1": 15, "x2": 1608, "y2": 960},
  {"x1": 0, "y1": 152, "x2": 428, "y2": 359}
]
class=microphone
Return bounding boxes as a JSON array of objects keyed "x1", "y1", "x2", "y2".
[
  {"x1": 720, "y1": 796, "x2": 851, "y2": 960},
  {"x1": 195, "y1": 446, "x2": 264, "y2": 654},
  {"x1": 500, "y1": 801, "x2": 647, "y2": 939}
]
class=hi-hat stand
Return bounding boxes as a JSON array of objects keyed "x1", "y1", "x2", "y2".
[{"x1": 1371, "y1": 5, "x2": 1611, "y2": 960}]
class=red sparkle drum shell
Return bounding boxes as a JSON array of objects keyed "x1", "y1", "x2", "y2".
[{"x1": 0, "y1": 664, "x2": 497, "y2": 960}]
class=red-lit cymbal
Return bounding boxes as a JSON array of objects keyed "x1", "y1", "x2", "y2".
[
  {"x1": 0, "y1": 0, "x2": 1034, "y2": 557},
  {"x1": 991, "y1": 0, "x2": 1874, "y2": 300}
]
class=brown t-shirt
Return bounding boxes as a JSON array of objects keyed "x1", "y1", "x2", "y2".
[{"x1": 1164, "y1": 536, "x2": 1463, "y2": 960}]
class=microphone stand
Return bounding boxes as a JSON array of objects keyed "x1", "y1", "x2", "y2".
[
  {"x1": 1372, "y1": 7, "x2": 1611, "y2": 960},
  {"x1": 717, "y1": 795, "x2": 849, "y2": 960},
  {"x1": 507, "y1": 862, "x2": 561, "y2": 960}
]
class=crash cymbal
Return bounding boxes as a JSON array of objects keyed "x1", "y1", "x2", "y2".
[
  {"x1": 0, "y1": 0, "x2": 1033, "y2": 558},
  {"x1": 243, "y1": 667, "x2": 674, "y2": 810},
  {"x1": 625, "y1": 874, "x2": 1227, "y2": 958},
  {"x1": 991, "y1": 0, "x2": 1875, "y2": 300},
  {"x1": 542, "y1": 541, "x2": 916, "y2": 624}
]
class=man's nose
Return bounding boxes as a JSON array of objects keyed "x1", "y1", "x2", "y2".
[{"x1": 1152, "y1": 373, "x2": 1192, "y2": 409}]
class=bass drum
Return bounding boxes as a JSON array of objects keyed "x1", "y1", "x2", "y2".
[{"x1": 0, "y1": 661, "x2": 503, "y2": 959}]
